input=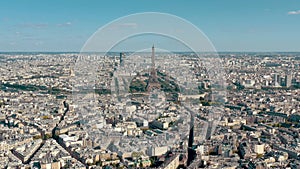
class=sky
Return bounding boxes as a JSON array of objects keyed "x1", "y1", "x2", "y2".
[{"x1": 0, "y1": 0, "x2": 300, "y2": 52}]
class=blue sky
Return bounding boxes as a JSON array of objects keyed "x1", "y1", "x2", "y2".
[{"x1": 0, "y1": 0, "x2": 300, "y2": 52}]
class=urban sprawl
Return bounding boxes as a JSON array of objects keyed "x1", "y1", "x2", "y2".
[{"x1": 1, "y1": 51, "x2": 300, "y2": 169}]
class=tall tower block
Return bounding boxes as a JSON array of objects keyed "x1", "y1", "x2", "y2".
[{"x1": 119, "y1": 52, "x2": 124, "y2": 66}]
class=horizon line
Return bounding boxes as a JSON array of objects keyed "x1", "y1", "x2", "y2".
[{"x1": 1, "y1": 51, "x2": 300, "y2": 53}]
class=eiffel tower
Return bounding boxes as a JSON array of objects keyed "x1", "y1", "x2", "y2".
[{"x1": 146, "y1": 45, "x2": 161, "y2": 91}]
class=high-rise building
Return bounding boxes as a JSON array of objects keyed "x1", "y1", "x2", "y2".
[
  {"x1": 273, "y1": 73, "x2": 281, "y2": 86},
  {"x1": 119, "y1": 52, "x2": 124, "y2": 66},
  {"x1": 285, "y1": 73, "x2": 292, "y2": 87}
]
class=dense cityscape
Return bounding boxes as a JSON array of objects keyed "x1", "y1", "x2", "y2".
[
  {"x1": 1, "y1": 1, "x2": 300, "y2": 169},
  {"x1": 1, "y1": 50, "x2": 300, "y2": 169}
]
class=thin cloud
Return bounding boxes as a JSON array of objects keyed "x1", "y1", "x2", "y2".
[
  {"x1": 16, "y1": 23, "x2": 49, "y2": 29},
  {"x1": 22, "y1": 36, "x2": 45, "y2": 41},
  {"x1": 287, "y1": 10, "x2": 300, "y2": 15},
  {"x1": 57, "y1": 21, "x2": 72, "y2": 27}
]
